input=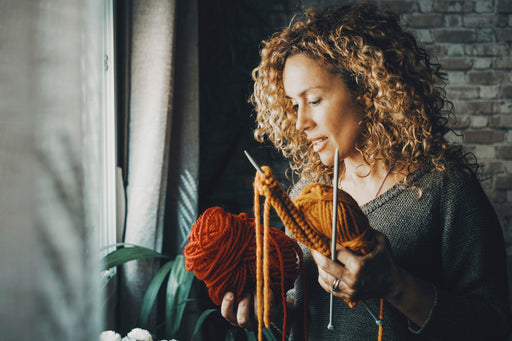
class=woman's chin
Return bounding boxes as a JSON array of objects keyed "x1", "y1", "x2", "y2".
[{"x1": 318, "y1": 153, "x2": 334, "y2": 167}]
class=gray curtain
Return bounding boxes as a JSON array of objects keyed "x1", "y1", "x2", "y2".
[
  {"x1": 0, "y1": 0, "x2": 103, "y2": 340},
  {"x1": 118, "y1": 0, "x2": 199, "y2": 333}
]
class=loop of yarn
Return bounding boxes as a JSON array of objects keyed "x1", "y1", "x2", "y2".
[
  {"x1": 184, "y1": 206, "x2": 302, "y2": 307},
  {"x1": 254, "y1": 166, "x2": 331, "y2": 256},
  {"x1": 294, "y1": 183, "x2": 376, "y2": 256}
]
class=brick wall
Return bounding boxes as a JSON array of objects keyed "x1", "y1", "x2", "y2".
[{"x1": 391, "y1": 0, "x2": 512, "y2": 281}]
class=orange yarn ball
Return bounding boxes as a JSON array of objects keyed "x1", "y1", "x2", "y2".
[
  {"x1": 184, "y1": 206, "x2": 302, "y2": 305},
  {"x1": 294, "y1": 183, "x2": 376, "y2": 256}
]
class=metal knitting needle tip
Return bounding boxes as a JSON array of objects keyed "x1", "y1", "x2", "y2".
[
  {"x1": 361, "y1": 301, "x2": 384, "y2": 326},
  {"x1": 327, "y1": 147, "x2": 340, "y2": 331},
  {"x1": 330, "y1": 147, "x2": 339, "y2": 260},
  {"x1": 244, "y1": 150, "x2": 264, "y2": 174}
]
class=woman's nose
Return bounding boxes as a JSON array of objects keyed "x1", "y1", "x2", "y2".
[{"x1": 295, "y1": 106, "x2": 313, "y2": 131}]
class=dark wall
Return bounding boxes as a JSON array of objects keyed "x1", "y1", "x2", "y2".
[
  {"x1": 198, "y1": 0, "x2": 294, "y2": 218},
  {"x1": 197, "y1": 1, "x2": 295, "y2": 338}
]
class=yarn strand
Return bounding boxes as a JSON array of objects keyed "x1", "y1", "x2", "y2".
[
  {"x1": 254, "y1": 166, "x2": 330, "y2": 256},
  {"x1": 263, "y1": 198, "x2": 271, "y2": 328},
  {"x1": 254, "y1": 184, "x2": 293, "y2": 341},
  {"x1": 254, "y1": 189, "x2": 264, "y2": 341},
  {"x1": 379, "y1": 299, "x2": 384, "y2": 339}
]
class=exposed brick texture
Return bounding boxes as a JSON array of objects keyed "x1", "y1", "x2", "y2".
[
  {"x1": 490, "y1": 115, "x2": 512, "y2": 128},
  {"x1": 398, "y1": 0, "x2": 512, "y2": 318},
  {"x1": 496, "y1": 175, "x2": 512, "y2": 189},
  {"x1": 407, "y1": 14, "x2": 444, "y2": 27},
  {"x1": 464, "y1": 130, "x2": 505, "y2": 143},
  {"x1": 468, "y1": 70, "x2": 508, "y2": 84},
  {"x1": 495, "y1": 57, "x2": 512, "y2": 68},
  {"x1": 446, "y1": 85, "x2": 479, "y2": 99},
  {"x1": 497, "y1": 0, "x2": 512, "y2": 14},
  {"x1": 379, "y1": 0, "x2": 416, "y2": 13},
  {"x1": 465, "y1": 43, "x2": 510, "y2": 56},
  {"x1": 503, "y1": 85, "x2": 512, "y2": 98},
  {"x1": 498, "y1": 146, "x2": 512, "y2": 159},
  {"x1": 433, "y1": 0, "x2": 473, "y2": 13},
  {"x1": 435, "y1": 28, "x2": 475, "y2": 42},
  {"x1": 467, "y1": 100, "x2": 500, "y2": 114},
  {"x1": 439, "y1": 57, "x2": 473, "y2": 69}
]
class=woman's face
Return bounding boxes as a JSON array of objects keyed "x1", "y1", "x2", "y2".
[{"x1": 283, "y1": 54, "x2": 363, "y2": 166}]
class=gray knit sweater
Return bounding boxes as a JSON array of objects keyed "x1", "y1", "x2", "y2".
[{"x1": 283, "y1": 167, "x2": 510, "y2": 341}]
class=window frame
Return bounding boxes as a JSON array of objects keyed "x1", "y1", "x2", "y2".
[{"x1": 100, "y1": 0, "x2": 118, "y2": 281}]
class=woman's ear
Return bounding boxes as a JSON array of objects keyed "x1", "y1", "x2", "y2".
[
  {"x1": 354, "y1": 94, "x2": 371, "y2": 120},
  {"x1": 361, "y1": 93, "x2": 373, "y2": 108}
]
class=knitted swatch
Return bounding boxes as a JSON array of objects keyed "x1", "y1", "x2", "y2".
[{"x1": 294, "y1": 182, "x2": 376, "y2": 257}]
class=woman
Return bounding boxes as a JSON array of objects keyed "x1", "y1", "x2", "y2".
[{"x1": 221, "y1": 3, "x2": 510, "y2": 340}]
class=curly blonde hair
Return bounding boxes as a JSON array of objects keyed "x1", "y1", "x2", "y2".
[{"x1": 251, "y1": 2, "x2": 471, "y2": 183}]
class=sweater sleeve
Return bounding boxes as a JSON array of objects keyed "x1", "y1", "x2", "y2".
[{"x1": 414, "y1": 170, "x2": 511, "y2": 340}]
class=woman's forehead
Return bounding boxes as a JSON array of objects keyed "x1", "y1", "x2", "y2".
[{"x1": 283, "y1": 54, "x2": 346, "y2": 97}]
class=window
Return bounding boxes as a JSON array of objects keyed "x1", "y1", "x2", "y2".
[{"x1": 100, "y1": 0, "x2": 118, "y2": 280}]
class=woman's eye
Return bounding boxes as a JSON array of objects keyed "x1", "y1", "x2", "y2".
[{"x1": 309, "y1": 99, "x2": 321, "y2": 106}]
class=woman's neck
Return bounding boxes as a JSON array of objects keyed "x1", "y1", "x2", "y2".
[{"x1": 339, "y1": 156, "x2": 398, "y2": 205}]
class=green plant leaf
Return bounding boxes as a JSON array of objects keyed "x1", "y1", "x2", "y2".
[
  {"x1": 165, "y1": 255, "x2": 195, "y2": 337},
  {"x1": 245, "y1": 330, "x2": 257, "y2": 341},
  {"x1": 139, "y1": 259, "x2": 174, "y2": 327},
  {"x1": 102, "y1": 245, "x2": 170, "y2": 271},
  {"x1": 191, "y1": 308, "x2": 217, "y2": 339},
  {"x1": 100, "y1": 242, "x2": 136, "y2": 252},
  {"x1": 263, "y1": 327, "x2": 278, "y2": 341},
  {"x1": 226, "y1": 328, "x2": 243, "y2": 341}
]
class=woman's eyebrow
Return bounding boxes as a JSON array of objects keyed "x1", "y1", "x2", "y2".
[{"x1": 285, "y1": 87, "x2": 324, "y2": 99}]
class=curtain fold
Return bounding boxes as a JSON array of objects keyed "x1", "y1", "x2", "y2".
[
  {"x1": 118, "y1": 0, "x2": 199, "y2": 334},
  {"x1": 119, "y1": 0, "x2": 177, "y2": 333},
  {"x1": 159, "y1": 1, "x2": 201, "y2": 335},
  {"x1": 164, "y1": 0, "x2": 200, "y2": 254}
]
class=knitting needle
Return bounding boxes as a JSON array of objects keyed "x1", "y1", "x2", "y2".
[
  {"x1": 244, "y1": 150, "x2": 264, "y2": 174},
  {"x1": 322, "y1": 148, "x2": 383, "y2": 328},
  {"x1": 327, "y1": 147, "x2": 339, "y2": 331}
]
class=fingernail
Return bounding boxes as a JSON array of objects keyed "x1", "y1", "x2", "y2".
[{"x1": 226, "y1": 292, "x2": 234, "y2": 300}]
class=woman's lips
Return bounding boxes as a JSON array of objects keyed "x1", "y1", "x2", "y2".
[{"x1": 311, "y1": 137, "x2": 328, "y2": 152}]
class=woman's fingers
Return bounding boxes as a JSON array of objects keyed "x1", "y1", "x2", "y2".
[
  {"x1": 237, "y1": 294, "x2": 256, "y2": 331},
  {"x1": 312, "y1": 250, "x2": 355, "y2": 299},
  {"x1": 220, "y1": 292, "x2": 256, "y2": 331},
  {"x1": 312, "y1": 249, "x2": 346, "y2": 275},
  {"x1": 313, "y1": 243, "x2": 382, "y2": 301},
  {"x1": 221, "y1": 292, "x2": 238, "y2": 326},
  {"x1": 335, "y1": 244, "x2": 363, "y2": 272},
  {"x1": 313, "y1": 231, "x2": 400, "y2": 301},
  {"x1": 366, "y1": 230, "x2": 388, "y2": 259}
]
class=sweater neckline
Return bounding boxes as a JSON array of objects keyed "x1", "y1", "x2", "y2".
[{"x1": 361, "y1": 167, "x2": 426, "y2": 214}]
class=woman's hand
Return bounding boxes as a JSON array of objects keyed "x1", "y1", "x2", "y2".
[
  {"x1": 313, "y1": 230, "x2": 435, "y2": 326},
  {"x1": 221, "y1": 292, "x2": 257, "y2": 331},
  {"x1": 220, "y1": 290, "x2": 280, "y2": 331},
  {"x1": 312, "y1": 230, "x2": 402, "y2": 302}
]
